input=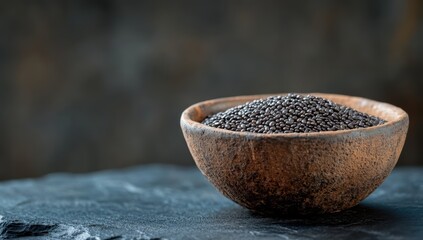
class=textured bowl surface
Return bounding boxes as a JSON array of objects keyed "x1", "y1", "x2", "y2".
[{"x1": 180, "y1": 93, "x2": 409, "y2": 215}]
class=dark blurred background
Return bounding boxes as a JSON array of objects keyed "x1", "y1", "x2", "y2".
[{"x1": 0, "y1": 0, "x2": 422, "y2": 180}]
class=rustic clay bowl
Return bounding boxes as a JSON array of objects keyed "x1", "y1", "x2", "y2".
[{"x1": 180, "y1": 93, "x2": 408, "y2": 215}]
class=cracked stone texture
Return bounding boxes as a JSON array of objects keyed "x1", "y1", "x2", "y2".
[{"x1": 0, "y1": 165, "x2": 422, "y2": 240}]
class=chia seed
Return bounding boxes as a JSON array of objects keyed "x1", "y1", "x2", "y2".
[{"x1": 202, "y1": 94, "x2": 386, "y2": 134}]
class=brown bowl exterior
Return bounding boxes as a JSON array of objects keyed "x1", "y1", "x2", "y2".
[{"x1": 180, "y1": 93, "x2": 409, "y2": 215}]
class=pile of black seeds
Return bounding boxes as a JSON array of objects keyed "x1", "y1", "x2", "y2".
[{"x1": 202, "y1": 94, "x2": 386, "y2": 134}]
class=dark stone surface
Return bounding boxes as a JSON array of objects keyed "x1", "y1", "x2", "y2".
[{"x1": 0, "y1": 165, "x2": 422, "y2": 240}]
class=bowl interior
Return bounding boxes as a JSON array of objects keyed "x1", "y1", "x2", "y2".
[{"x1": 185, "y1": 93, "x2": 406, "y2": 126}]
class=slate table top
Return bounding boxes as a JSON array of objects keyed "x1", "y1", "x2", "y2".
[{"x1": 0, "y1": 165, "x2": 422, "y2": 240}]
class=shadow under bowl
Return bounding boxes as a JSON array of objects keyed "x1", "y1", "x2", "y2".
[{"x1": 180, "y1": 93, "x2": 409, "y2": 215}]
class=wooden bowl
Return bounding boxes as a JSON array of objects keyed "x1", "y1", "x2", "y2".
[{"x1": 180, "y1": 93, "x2": 409, "y2": 215}]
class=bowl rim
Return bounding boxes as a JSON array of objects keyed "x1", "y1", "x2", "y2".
[{"x1": 181, "y1": 93, "x2": 409, "y2": 138}]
